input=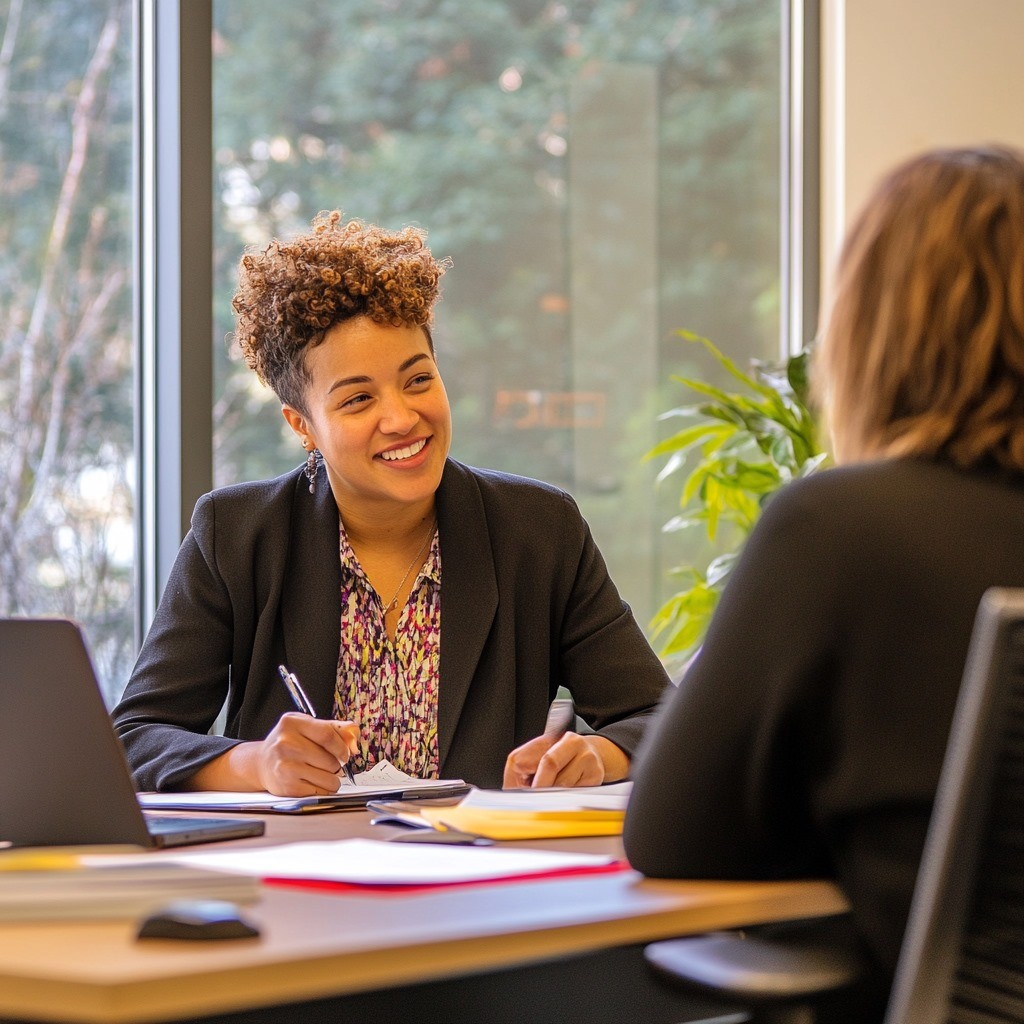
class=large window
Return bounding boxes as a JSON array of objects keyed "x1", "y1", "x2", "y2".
[
  {"x1": 0, "y1": 0, "x2": 794, "y2": 703},
  {"x1": 0, "y1": 0, "x2": 135, "y2": 702},
  {"x1": 210, "y1": 0, "x2": 783, "y2": 639}
]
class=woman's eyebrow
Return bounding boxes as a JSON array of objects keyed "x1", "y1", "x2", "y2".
[
  {"x1": 399, "y1": 353, "x2": 431, "y2": 372},
  {"x1": 325, "y1": 373, "x2": 370, "y2": 397},
  {"x1": 324, "y1": 354, "x2": 431, "y2": 397}
]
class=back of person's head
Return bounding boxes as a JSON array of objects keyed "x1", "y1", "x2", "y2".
[
  {"x1": 232, "y1": 210, "x2": 448, "y2": 413},
  {"x1": 815, "y1": 145, "x2": 1024, "y2": 470}
]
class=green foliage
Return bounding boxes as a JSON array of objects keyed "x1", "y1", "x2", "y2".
[{"x1": 647, "y1": 331, "x2": 829, "y2": 659}]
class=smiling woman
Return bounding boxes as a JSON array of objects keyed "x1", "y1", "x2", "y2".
[
  {"x1": 210, "y1": 0, "x2": 785, "y2": 644},
  {"x1": 112, "y1": 212, "x2": 670, "y2": 797}
]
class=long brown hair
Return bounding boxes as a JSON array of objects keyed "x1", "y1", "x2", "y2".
[{"x1": 815, "y1": 146, "x2": 1024, "y2": 470}]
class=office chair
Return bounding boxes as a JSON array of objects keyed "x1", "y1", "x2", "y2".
[{"x1": 643, "y1": 586, "x2": 1024, "y2": 1024}]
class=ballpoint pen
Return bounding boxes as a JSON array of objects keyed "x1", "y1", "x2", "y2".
[
  {"x1": 276, "y1": 664, "x2": 357, "y2": 786},
  {"x1": 543, "y1": 696, "x2": 575, "y2": 739}
]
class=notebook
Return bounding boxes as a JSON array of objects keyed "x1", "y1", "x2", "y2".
[{"x1": 0, "y1": 618, "x2": 265, "y2": 849}]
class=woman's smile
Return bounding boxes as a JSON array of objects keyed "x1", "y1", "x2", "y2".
[{"x1": 378, "y1": 436, "x2": 430, "y2": 463}]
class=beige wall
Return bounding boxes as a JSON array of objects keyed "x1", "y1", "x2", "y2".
[{"x1": 821, "y1": 0, "x2": 1024, "y2": 287}]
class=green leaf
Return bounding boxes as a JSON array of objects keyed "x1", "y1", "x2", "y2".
[
  {"x1": 648, "y1": 335, "x2": 829, "y2": 660},
  {"x1": 645, "y1": 421, "x2": 734, "y2": 462},
  {"x1": 705, "y1": 551, "x2": 739, "y2": 586},
  {"x1": 676, "y1": 331, "x2": 783, "y2": 403},
  {"x1": 648, "y1": 578, "x2": 720, "y2": 657}
]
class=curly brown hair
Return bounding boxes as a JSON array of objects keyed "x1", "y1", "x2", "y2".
[
  {"x1": 815, "y1": 145, "x2": 1024, "y2": 471},
  {"x1": 232, "y1": 211, "x2": 448, "y2": 413}
]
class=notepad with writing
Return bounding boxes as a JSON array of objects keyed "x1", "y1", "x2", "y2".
[{"x1": 139, "y1": 760, "x2": 469, "y2": 813}]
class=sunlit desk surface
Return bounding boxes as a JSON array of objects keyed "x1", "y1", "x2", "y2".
[{"x1": 0, "y1": 809, "x2": 848, "y2": 1024}]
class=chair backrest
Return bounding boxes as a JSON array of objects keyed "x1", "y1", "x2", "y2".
[{"x1": 884, "y1": 587, "x2": 1024, "y2": 1024}]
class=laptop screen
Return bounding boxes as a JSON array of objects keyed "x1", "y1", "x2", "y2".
[{"x1": 0, "y1": 618, "x2": 263, "y2": 848}]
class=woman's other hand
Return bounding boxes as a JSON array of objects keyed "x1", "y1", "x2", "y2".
[{"x1": 502, "y1": 732, "x2": 629, "y2": 789}]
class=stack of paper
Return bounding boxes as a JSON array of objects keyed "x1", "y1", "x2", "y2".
[
  {"x1": 0, "y1": 850, "x2": 261, "y2": 921},
  {"x1": 418, "y1": 786, "x2": 627, "y2": 840},
  {"x1": 374, "y1": 782, "x2": 632, "y2": 841}
]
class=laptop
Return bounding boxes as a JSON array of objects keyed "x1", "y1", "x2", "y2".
[{"x1": 0, "y1": 617, "x2": 265, "y2": 848}]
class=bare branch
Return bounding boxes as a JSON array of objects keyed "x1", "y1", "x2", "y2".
[
  {"x1": 28, "y1": 267, "x2": 128, "y2": 521},
  {"x1": 0, "y1": 0, "x2": 23, "y2": 124},
  {"x1": 1, "y1": 3, "x2": 123, "y2": 567}
]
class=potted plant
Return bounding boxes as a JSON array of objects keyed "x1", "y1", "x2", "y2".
[{"x1": 646, "y1": 330, "x2": 829, "y2": 663}]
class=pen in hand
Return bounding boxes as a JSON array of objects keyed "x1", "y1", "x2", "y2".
[{"x1": 276, "y1": 664, "x2": 357, "y2": 786}]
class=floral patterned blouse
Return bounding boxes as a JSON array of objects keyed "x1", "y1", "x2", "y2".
[{"x1": 332, "y1": 523, "x2": 442, "y2": 778}]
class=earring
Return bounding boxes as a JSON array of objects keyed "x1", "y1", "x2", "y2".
[{"x1": 305, "y1": 448, "x2": 320, "y2": 494}]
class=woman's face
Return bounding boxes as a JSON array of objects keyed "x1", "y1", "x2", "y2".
[{"x1": 282, "y1": 317, "x2": 452, "y2": 517}]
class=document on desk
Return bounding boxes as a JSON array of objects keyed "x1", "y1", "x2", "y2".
[
  {"x1": 368, "y1": 782, "x2": 632, "y2": 841},
  {"x1": 413, "y1": 784, "x2": 628, "y2": 841},
  {"x1": 163, "y1": 837, "x2": 619, "y2": 888},
  {"x1": 461, "y1": 780, "x2": 632, "y2": 812},
  {"x1": 138, "y1": 760, "x2": 469, "y2": 813}
]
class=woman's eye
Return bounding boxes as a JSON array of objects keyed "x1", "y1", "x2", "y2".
[
  {"x1": 409, "y1": 373, "x2": 433, "y2": 387},
  {"x1": 341, "y1": 393, "x2": 371, "y2": 408}
]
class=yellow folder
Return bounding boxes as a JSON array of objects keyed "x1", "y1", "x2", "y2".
[{"x1": 416, "y1": 805, "x2": 624, "y2": 841}]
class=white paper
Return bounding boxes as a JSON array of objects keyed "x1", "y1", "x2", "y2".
[
  {"x1": 342, "y1": 759, "x2": 418, "y2": 787},
  {"x1": 160, "y1": 838, "x2": 615, "y2": 885},
  {"x1": 460, "y1": 781, "x2": 632, "y2": 812},
  {"x1": 138, "y1": 760, "x2": 463, "y2": 809},
  {"x1": 140, "y1": 791, "x2": 286, "y2": 808}
]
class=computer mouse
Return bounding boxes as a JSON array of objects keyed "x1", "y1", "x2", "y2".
[{"x1": 136, "y1": 900, "x2": 261, "y2": 941}]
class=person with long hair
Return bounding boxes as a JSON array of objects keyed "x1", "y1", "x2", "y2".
[{"x1": 623, "y1": 145, "x2": 1024, "y2": 1017}]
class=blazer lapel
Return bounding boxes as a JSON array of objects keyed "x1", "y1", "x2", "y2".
[
  {"x1": 279, "y1": 468, "x2": 342, "y2": 717},
  {"x1": 436, "y1": 461, "x2": 498, "y2": 769}
]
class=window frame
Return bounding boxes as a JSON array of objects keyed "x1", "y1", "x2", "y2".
[{"x1": 135, "y1": 0, "x2": 214, "y2": 632}]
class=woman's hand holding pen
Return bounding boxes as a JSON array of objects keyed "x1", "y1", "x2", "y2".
[
  {"x1": 185, "y1": 717, "x2": 360, "y2": 797},
  {"x1": 253, "y1": 713, "x2": 360, "y2": 797},
  {"x1": 502, "y1": 732, "x2": 629, "y2": 789}
]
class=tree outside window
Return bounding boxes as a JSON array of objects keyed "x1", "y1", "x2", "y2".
[{"x1": 0, "y1": 0, "x2": 134, "y2": 702}]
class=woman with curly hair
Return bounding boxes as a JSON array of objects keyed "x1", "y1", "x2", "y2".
[
  {"x1": 114, "y1": 211, "x2": 669, "y2": 795},
  {"x1": 624, "y1": 145, "x2": 1024, "y2": 1019}
]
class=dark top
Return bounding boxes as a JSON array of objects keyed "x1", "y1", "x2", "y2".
[
  {"x1": 623, "y1": 458, "x2": 1024, "y2": 1007},
  {"x1": 114, "y1": 458, "x2": 670, "y2": 791}
]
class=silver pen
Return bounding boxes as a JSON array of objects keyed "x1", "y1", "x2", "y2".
[
  {"x1": 543, "y1": 697, "x2": 575, "y2": 739},
  {"x1": 277, "y1": 664, "x2": 357, "y2": 785}
]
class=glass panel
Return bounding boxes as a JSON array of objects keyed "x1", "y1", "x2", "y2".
[
  {"x1": 211, "y1": 0, "x2": 780, "y2": 638},
  {"x1": 0, "y1": 0, "x2": 135, "y2": 703}
]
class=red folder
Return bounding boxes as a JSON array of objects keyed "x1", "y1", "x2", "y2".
[{"x1": 264, "y1": 859, "x2": 631, "y2": 896}]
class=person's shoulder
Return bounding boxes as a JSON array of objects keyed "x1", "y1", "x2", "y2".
[
  {"x1": 445, "y1": 458, "x2": 576, "y2": 511},
  {"x1": 193, "y1": 467, "x2": 303, "y2": 518},
  {"x1": 757, "y1": 458, "x2": 1011, "y2": 552},
  {"x1": 772, "y1": 458, "x2": 1003, "y2": 510},
  {"x1": 750, "y1": 460, "x2": 911, "y2": 544},
  {"x1": 765, "y1": 459, "x2": 929, "y2": 508}
]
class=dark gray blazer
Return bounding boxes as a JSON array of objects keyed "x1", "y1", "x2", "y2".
[{"x1": 114, "y1": 458, "x2": 669, "y2": 791}]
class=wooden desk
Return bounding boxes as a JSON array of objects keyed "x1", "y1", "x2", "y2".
[{"x1": 0, "y1": 811, "x2": 848, "y2": 1024}]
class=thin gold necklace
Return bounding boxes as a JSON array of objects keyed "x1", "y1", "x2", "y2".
[{"x1": 381, "y1": 519, "x2": 436, "y2": 614}]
